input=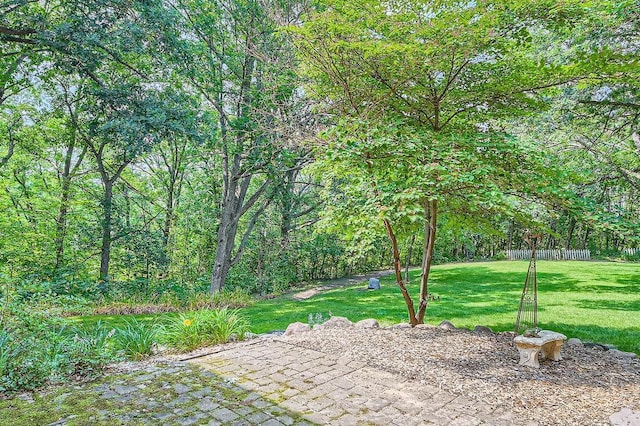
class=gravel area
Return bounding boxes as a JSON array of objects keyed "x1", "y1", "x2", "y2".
[{"x1": 281, "y1": 325, "x2": 640, "y2": 425}]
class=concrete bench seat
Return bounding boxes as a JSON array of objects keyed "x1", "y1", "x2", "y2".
[{"x1": 514, "y1": 330, "x2": 566, "y2": 368}]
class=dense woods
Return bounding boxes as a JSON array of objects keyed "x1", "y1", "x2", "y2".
[{"x1": 1, "y1": 0, "x2": 639, "y2": 302}]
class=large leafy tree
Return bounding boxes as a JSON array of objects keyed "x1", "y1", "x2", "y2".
[
  {"x1": 293, "y1": 0, "x2": 591, "y2": 324},
  {"x1": 38, "y1": 0, "x2": 201, "y2": 281},
  {"x1": 165, "y1": 0, "x2": 312, "y2": 292},
  {"x1": 525, "y1": 0, "x2": 640, "y2": 251}
]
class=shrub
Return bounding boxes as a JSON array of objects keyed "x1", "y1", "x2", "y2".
[
  {"x1": 61, "y1": 321, "x2": 119, "y2": 377},
  {"x1": 114, "y1": 318, "x2": 158, "y2": 360},
  {"x1": 160, "y1": 313, "x2": 203, "y2": 352},
  {"x1": 492, "y1": 251, "x2": 507, "y2": 261},
  {"x1": 0, "y1": 307, "x2": 120, "y2": 394},
  {"x1": 201, "y1": 308, "x2": 249, "y2": 343},
  {"x1": 160, "y1": 309, "x2": 249, "y2": 352},
  {"x1": 186, "y1": 288, "x2": 254, "y2": 311}
]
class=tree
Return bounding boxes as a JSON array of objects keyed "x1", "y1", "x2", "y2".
[
  {"x1": 293, "y1": 0, "x2": 590, "y2": 324},
  {"x1": 166, "y1": 0, "x2": 312, "y2": 292},
  {"x1": 40, "y1": 0, "x2": 203, "y2": 281}
]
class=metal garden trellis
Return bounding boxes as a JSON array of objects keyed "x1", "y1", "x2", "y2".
[{"x1": 514, "y1": 233, "x2": 544, "y2": 336}]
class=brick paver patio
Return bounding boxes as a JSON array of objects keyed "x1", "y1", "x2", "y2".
[{"x1": 192, "y1": 338, "x2": 532, "y2": 425}]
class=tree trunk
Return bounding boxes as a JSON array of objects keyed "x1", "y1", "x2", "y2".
[
  {"x1": 53, "y1": 141, "x2": 76, "y2": 272},
  {"x1": 565, "y1": 217, "x2": 576, "y2": 250},
  {"x1": 582, "y1": 226, "x2": 591, "y2": 249},
  {"x1": 404, "y1": 234, "x2": 415, "y2": 283},
  {"x1": 99, "y1": 180, "x2": 113, "y2": 282},
  {"x1": 383, "y1": 218, "x2": 417, "y2": 325},
  {"x1": 163, "y1": 180, "x2": 175, "y2": 248},
  {"x1": 507, "y1": 220, "x2": 514, "y2": 250},
  {"x1": 417, "y1": 199, "x2": 437, "y2": 324},
  {"x1": 210, "y1": 184, "x2": 240, "y2": 293},
  {"x1": 0, "y1": 138, "x2": 14, "y2": 170}
]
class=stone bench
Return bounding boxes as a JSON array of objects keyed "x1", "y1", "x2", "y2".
[{"x1": 514, "y1": 330, "x2": 566, "y2": 368}]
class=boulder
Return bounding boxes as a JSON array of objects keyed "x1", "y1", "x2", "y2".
[
  {"x1": 355, "y1": 319, "x2": 379, "y2": 329},
  {"x1": 284, "y1": 322, "x2": 310, "y2": 336},
  {"x1": 368, "y1": 278, "x2": 381, "y2": 290},
  {"x1": 610, "y1": 408, "x2": 640, "y2": 426},
  {"x1": 473, "y1": 325, "x2": 494, "y2": 335},
  {"x1": 566, "y1": 338, "x2": 582, "y2": 346},
  {"x1": 438, "y1": 320, "x2": 456, "y2": 331},
  {"x1": 584, "y1": 342, "x2": 608, "y2": 351},
  {"x1": 314, "y1": 316, "x2": 353, "y2": 330}
]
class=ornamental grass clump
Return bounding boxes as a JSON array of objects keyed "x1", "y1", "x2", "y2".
[
  {"x1": 114, "y1": 318, "x2": 158, "y2": 360},
  {"x1": 160, "y1": 309, "x2": 249, "y2": 352}
]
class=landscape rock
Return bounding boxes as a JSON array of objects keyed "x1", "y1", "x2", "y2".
[
  {"x1": 610, "y1": 408, "x2": 640, "y2": 426},
  {"x1": 392, "y1": 323, "x2": 412, "y2": 329},
  {"x1": 585, "y1": 342, "x2": 609, "y2": 351},
  {"x1": 438, "y1": 320, "x2": 456, "y2": 331},
  {"x1": 284, "y1": 322, "x2": 311, "y2": 336},
  {"x1": 368, "y1": 278, "x2": 381, "y2": 290},
  {"x1": 355, "y1": 319, "x2": 379, "y2": 329},
  {"x1": 314, "y1": 316, "x2": 353, "y2": 330},
  {"x1": 473, "y1": 325, "x2": 494, "y2": 335},
  {"x1": 567, "y1": 338, "x2": 582, "y2": 346}
]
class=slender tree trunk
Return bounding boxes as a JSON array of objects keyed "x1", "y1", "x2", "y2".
[
  {"x1": 0, "y1": 138, "x2": 14, "y2": 170},
  {"x1": 100, "y1": 180, "x2": 113, "y2": 281},
  {"x1": 417, "y1": 199, "x2": 437, "y2": 324},
  {"x1": 383, "y1": 218, "x2": 418, "y2": 325},
  {"x1": 507, "y1": 220, "x2": 514, "y2": 250},
  {"x1": 404, "y1": 234, "x2": 415, "y2": 283},
  {"x1": 565, "y1": 217, "x2": 576, "y2": 250},
  {"x1": 53, "y1": 141, "x2": 76, "y2": 272},
  {"x1": 582, "y1": 227, "x2": 591, "y2": 249},
  {"x1": 163, "y1": 180, "x2": 175, "y2": 248}
]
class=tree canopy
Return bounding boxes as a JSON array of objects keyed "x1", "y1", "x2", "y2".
[{"x1": 0, "y1": 0, "x2": 638, "y2": 321}]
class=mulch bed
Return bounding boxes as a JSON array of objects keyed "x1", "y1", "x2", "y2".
[{"x1": 282, "y1": 325, "x2": 640, "y2": 425}]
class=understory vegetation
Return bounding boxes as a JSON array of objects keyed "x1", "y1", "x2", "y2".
[{"x1": 0, "y1": 301, "x2": 248, "y2": 393}]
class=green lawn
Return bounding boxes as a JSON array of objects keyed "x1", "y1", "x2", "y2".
[{"x1": 75, "y1": 261, "x2": 640, "y2": 354}]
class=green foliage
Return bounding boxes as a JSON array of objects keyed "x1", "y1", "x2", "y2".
[
  {"x1": 160, "y1": 309, "x2": 249, "y2": 352},
  {"x1": 63, "y1": 322, "x2": 117, "y2": 377},
  {"x1": 185, "y1": 288, "x2": 255, "y2": 311},
  {"x1": 114, "y1": 318, "x2": 158, "y2": 361},
  {"x1": 0, "y1": 307, "x2": 119, "y2": 393}
]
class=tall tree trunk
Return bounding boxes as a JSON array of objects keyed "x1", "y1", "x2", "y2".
[
  {"x1": 582, "y1": 226, "x2": 591, "y2": 249},
  {"x1": 383, "y1": 218, "x2": 418, "y2": 325},
  {"x1": 565, "y1": 217, "x2": 576, "y2": 250},
  {"x1": 163, "y1": 180, "x2": 175, "y2": 249},
  {"x1": 53, "y1": 141, "x2": 76, "y2": 272},
  {"x1": 210, "y1": 178, "x2": 240, "y2": 293},
  {"x1": 417, "y1": 199, "x2": 437, "y2": 324},
  {"x1": 100, "y1": 180, "x2": 113, "y2": 281}
]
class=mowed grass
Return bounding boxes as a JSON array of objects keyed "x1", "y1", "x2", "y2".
[{"x1": 75, "y1": 261, "x2": 640, "y2": 354}]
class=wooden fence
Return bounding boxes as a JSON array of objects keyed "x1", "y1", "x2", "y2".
[
  {"x1": 623, "y1": 248, "x2": 640, "y2": 257},
  {"x1": 506, "y1": 249, "x2": 591, "y2": 261}
]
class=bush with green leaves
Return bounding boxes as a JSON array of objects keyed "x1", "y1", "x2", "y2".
[
  {"x1": 0, "y1": 301, "x2": 120, "y2": 393},
  {"x1": 161, "y1": 308, "x2": 249, "y2": 352},
  {"x1": 114, "y1": 318, "x2": 158, "y2": 360}
]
